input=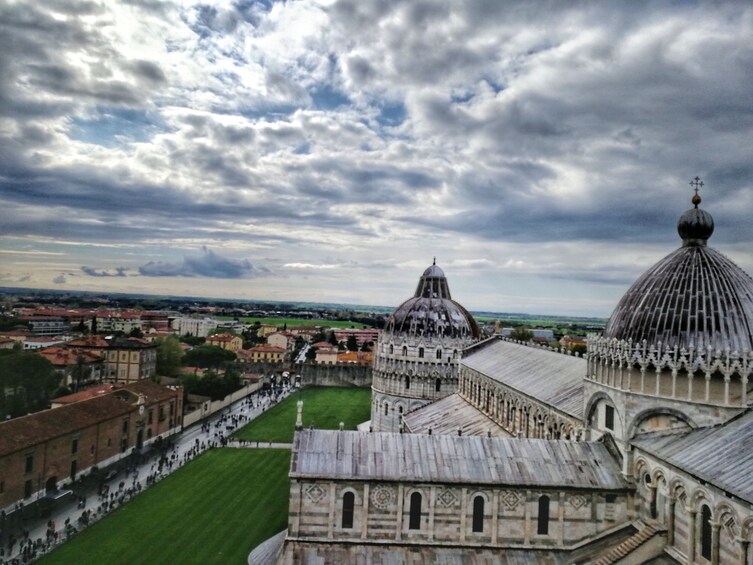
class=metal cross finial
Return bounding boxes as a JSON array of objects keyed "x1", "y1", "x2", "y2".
[
  {"x1": 433, "y1": 256, "x2": 436, "y2": 266},
  {"x1": 690, "y1": 176, "x2": 704, "y2": 196}
]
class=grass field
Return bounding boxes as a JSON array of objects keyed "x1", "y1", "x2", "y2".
[
  {"x1": 233, "y1": 387, "x2": 372, "y2": 443},
  {"x1": 217, "y1": 316, "x2": 371, "y2": 329},
  {"x1": 40, "y1": 449, "x2": 291, "y2": 565}
]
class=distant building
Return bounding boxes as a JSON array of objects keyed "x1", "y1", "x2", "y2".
[
  {"x1": 246, "y1": 345, "x2": 287, "y2": 363},
  {"x1": 37, "y1": 347, "x2": 105, "y2": 388},
  {"x1": 336, "y1": 351, "x2": 373, "y2": 365},
  {"x1": 172, "y1": 317, "x2": 217, "y2": 338},
  {"x1": 313, "y1": 342, "x2": 338, "y2": 365},
  {"x1": 103, "y1": 338, "x2": 157, "y2": 383},
  {"x1": 333, "y1": 328, "x2": 380, "y2": 347},
  {"x1": 267, "y1": 331, "x2": 295, "y2": 351},
  {"x1": 206, "y1": 333, "x2": 243, "y2": 352}
]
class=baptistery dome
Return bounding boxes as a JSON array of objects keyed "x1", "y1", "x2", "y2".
[
  {"x1": 386, "y1": 262, "x2": 480, "y2": 339},
  {"x1": 604, "y1": 194, "x2": 753, "y2": 353}
]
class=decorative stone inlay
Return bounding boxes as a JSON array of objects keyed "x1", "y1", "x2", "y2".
[
  {"x1": 437, "y1": 489, "x2": 457, "y2": 507},
  {"x1": 569, "y1": 494, "x2": 588, "y2": 510},
  {"x1": 499, "y1": 490, "x2": 523, "y2": 510},
  {"x1": 305, "y1": 484, "x2": 326, "y2": 504},
  {"x1": 371, "y1": 485, "x2": 396, "y2": 510}
]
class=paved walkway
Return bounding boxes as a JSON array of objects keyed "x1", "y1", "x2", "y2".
[{"x1": 0, "y1": 386, "x2": 293, "y2": 564}]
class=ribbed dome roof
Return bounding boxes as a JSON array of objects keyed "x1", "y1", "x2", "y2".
[
  {"x1": 605, "y1": 197, "x2": 753, "y2": 353},
  {"x1": 386, "y1": 263, "x2": 480, "y2": 339}
]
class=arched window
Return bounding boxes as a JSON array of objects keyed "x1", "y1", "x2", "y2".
[
  {"x1": 342, "y1": 492, "x2": 355, "y2": 529},
  {"x1": 389, "y1": 344, "x2": 394, "y2": 354},
  {"x1": 402, "y1": 346, "x2": 408, "y2": 356},
  {"x1": 398, "y1": 406, "x2": 403, "y2": 414},
  {"x1": 472, "y1": 495, "x2": 485, "y2": 532},
  {"x1": 436, "y1": 348, "x2": 442, "y2": 359},
  {"x1": 409, "y1": 492, "x2": 422, "y2": 530},
  {"x1": 418, "y1": 347, "x2": 424, "y2": 358},
  {"x1": 405, "y1": 375, "x2": 411, "y2": 390},
  {"x1": 537, "y1": 495, "x2": 550, "y2": 535},
  {"x1": 701, "y1": 504, "x2": 712, "y2": 560},
  {"x1": 435, "y1": 378, "x2": 441, "y2": 392},
  {"x1": 384, "y1": 402, "x2": 389, "y2": 416}
]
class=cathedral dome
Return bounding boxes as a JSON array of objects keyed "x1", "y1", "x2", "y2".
[
  {"x1": 604, "y1": 194, "x2": 753, "y2": 353},
  {"x1": 385, "y1": 262, "x2": 480, "y2": 339}
]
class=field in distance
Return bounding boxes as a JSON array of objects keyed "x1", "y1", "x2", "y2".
[
  {"x1": 217, "y1": 316, "x2": 372, "y2": 329},
  {"x1": 233, "y1": 387, "x2": 372, "y2": 444},
  {"x1": 40, "y1": 449, "x2": 291, "y2": 565}
]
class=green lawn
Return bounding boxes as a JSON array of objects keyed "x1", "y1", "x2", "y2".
[
  {"x1": 233, "y1": 387, "x2": 372, "y2": 443},
  {"x1": 40, "y1": 449, "x2": 291, "y2": 565},
  {"x1": 217, "y1": 316, "x2": 371, "y2": 329}
]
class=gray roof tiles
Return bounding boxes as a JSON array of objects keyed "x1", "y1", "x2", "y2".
[
  {"x1": 461, "y1": 339, "x2": 585, "y2": 419},
  {"x1": 291, "y1": 429, "x2": 628, "y2": 491}
]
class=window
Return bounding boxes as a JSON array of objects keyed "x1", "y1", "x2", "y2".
[
  {"x1": 435, "y1": 378, "x2": 441, "y2": 392},
  {"x1": 384, "y1": 403, "x2": 389, "y2": 416},
  {"x1": 472, "y1": 495, "x2": 485, "y2": 532},
  {"x1": 701, "y1": 504, "x2": 712, "y2": 560},
  {"x1": 537, "y1": 495, "x2": 550, "y2": 535},
  {"x1": 24, "y1": 454, "x2": 33, "y2": 474},
  {"x1": 71, "y1": 438, "x2": 78, "y2": 455},
  {"x1": 405, "y1": 375, "x2": 411, "y2": 390},
  {"x1": 409, "y1": 492, "x2": 422, "y2": 530},
  {"x1": 24, "y1": 479, "x2": 32, "y2": 499},
  {"x1": 436, "y1": 349, "x2": 442, "y2": 359},
  {"x1": 0, "y1": 480, "x2": 4, "y2": 494},
  {"x1": 341, "y1": 492, "x2": 355, "y2": 529},
  {"x1": 122, "y1": 419, "x2": 129, "y2": 434},
  {"x1": 605, "y1": 405, "x2": 615, "y2": 430},
  {"x1": 418, "y1": 347, "x2": 424, "y2": 358},
  {"x1": 389, "y1": 345, "x2": 394, "y2": 354},
  {"x1": 402, "y1": 346, "x2": 407, "y2": 356},
  {"x1": 148, "y1": 409, "x2": 153, "y2": 424},
  {"x1": 70, "y1": 460, "x2": 77, "y2": 480}
]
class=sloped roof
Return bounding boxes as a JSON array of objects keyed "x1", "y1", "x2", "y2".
[
  {"x1": 461, "y1": 339, "x2": 585, "y2": 419},
  {"x1": 0, "y1": 395, "x2": 134, "y2": 457},
  {"x1": 632, "y1": 410, "x2": 753, "y2": 504},
  {"x1": 402, "y1": 393, "x2": 509, "y2": 437},
  {"x1": 291, "y1": 429, "x2": 627, "y2": 490}
]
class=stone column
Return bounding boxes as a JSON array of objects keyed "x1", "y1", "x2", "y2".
[
  {"x1": 711, "y1": 521, "x2": 721, "y2": 565},
  {"x1": 739, "y1": 539, "x2": 749, "y2": 565},
  {"x1": 687, "y1": 507, "x2": 697, "y2": 562},
  {"x1": 361, "y1": 484, "x2": 370, "y2": 540},
  {"x1": 667, "y1": 496, "x2": 675, "y2": 546}
]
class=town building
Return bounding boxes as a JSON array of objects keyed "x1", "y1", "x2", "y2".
[
  {"x1": 245, "y1": 345, "x2": 287, "y2": 363},
  {"x1": 332, "y1": 328, "x2": 380, "y2": 348},
  {"x1": 0, "y1": 380, "x2": 182, "y2": 511},
  {"x1": 172, "y1": 317, "x2": 217, "y2": 338},
  {"x1": 206, "y1": 333, "x2": 243, "y2": 352},
  {"x1": 267, "y1": 331, "x2": 296, "y2": 351},
  {"x1": 36, "y1": 347, "x2": 105, "y2": 389},
  {"x1": 63, "y1": 335, "x2": 156, "y2": 383}
]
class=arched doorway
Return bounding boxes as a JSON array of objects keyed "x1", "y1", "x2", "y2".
[
  {"x1": 45, "y1": 476, "x2": 57, "y2": 493},
  {"x1": 136, "y1": 429, "x2": 144, "y2": 450}
]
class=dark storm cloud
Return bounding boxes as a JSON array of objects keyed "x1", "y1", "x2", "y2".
[
  {"x1": 138, "y1": 247, "x2": 269, "y2": 279},
  {"x1": 81, "y1": 266, "x2": 129, "y2": 277}
]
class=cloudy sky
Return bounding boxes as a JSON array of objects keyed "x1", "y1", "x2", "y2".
[{"x1": 1, "y1": 0, "x2": 752, "y2": 317}]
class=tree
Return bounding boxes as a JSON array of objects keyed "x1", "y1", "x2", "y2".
[
  {"x1": 327, "y1": 331, "x2": 338, "y2": 346},
  {"x1": 346, "y1": 335, "x2": 359, "y2": 352},
  {"x1": 509, "y1": 326, "x2": 533, "y2": 342},
  {"x1": 129, "y1": 327, "x2": 144, "y2": 338},
  {"x1": 183, "y1": 345, "x2": 236, "y2": 369},
  {"x1": 70, "y1": 354, "x2": 88, "y2": 392},
  {"x1": 0, "y1": 352, "x2": 59, "y2": 418},
  {"x1": 306, "y1": 346, "x2": 317, "y2": 361},
  {"x1": 155, "y1": 335, "x2": 184, "y2": 377}
]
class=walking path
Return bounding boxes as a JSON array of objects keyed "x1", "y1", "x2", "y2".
[{"x1": 0, "y1": 386, "x2": 293, "y2": 564}]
